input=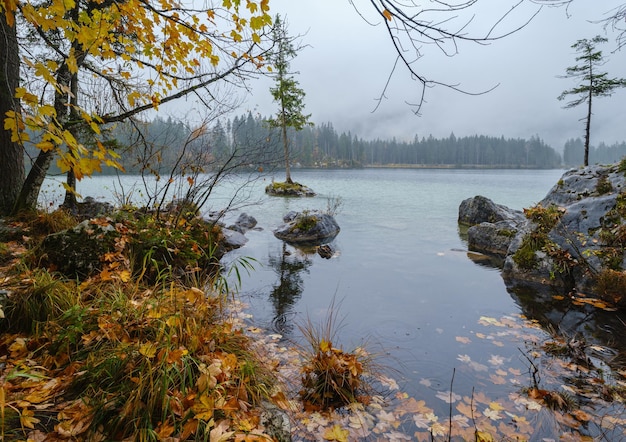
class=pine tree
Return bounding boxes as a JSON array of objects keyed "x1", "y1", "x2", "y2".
[
  {"x1": 267, "y1": 15, "x2": 312, "y2": 184},
  {"x1": 558, "y1": 36, "x2": 626, "y2": 166}
]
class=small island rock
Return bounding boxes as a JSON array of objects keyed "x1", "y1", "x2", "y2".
[{"x1": 273, "y1": 210, "x2": 340, "y2": 245}]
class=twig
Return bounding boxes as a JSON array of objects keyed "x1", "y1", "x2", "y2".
[
  {"x1": 518, "y1": 347, "x2": 540, "y2": 389},
  {"x1": 448, "y1": 367, "x2": 455, "y2": 442}
]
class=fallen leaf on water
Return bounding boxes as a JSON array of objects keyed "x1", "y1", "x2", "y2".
[
  {"x1": 323, "y1": 424, "x2": 349, "y2": 442},
  {"x1": 456, "y1": 336, "x2": 471, "y2": 344},
  {"x1": 435, "y1": 390, "x2": 462, "y2": 403},
  {"x1": 476, "y1": 430, "x2": 495, "y2": 442}
]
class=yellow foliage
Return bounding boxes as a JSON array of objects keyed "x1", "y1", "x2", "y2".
[{"x1": 3, "y1": 0, "x2": 272, "y2": 185}]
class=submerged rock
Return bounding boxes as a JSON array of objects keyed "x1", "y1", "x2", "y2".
[
  {"x1": 460, "y1": 163, "x2": 626, "y2": 309},
  {"x1": 273, "y1": 210, "x2": 340, "y2": 245}
]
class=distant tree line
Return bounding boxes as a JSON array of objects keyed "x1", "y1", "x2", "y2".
[
  {"x1": 227, "y1": 112, "x2": 564, "y2": 169},
  {"x1": 34, "y1": 112, "x2": 626, "y2": 176},
  {"x1": 563, "y1": 138, "x2": 626, "y2": 167}
]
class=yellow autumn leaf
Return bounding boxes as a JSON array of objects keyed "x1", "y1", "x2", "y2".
[
  {"x1": 119, "y1": 270, "x2": 131, "y2": 282},
  {"x1": 20, "y1": 408, "x2": 40, "y2": 429},
  {"x1": 323, "y1": 424, "x2": 349, "y2": 442},
  {"x1": 489, "y1": 401, "x2": 504, "y2": 411},
  {"x1": 319, "y1": 339, "x2": 331, "y2": 352},
  {"x1": 382, "y1": 9, "x2": 392, "y2": 21},
  {"x1": 476, "y1": 431, "x2": 495, "y2": 442},
  {"x1": 139, "y1": 342, "x2": 158, "y2": 358},
  {"x1": 36, "y1": 140, "x2": 56, "y2": 152},
  {"x1": 192, "y1": 394, "x2": 215, "y2": 421}
]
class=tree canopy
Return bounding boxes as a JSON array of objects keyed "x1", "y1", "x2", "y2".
[
  {"x1": 0, "y1": 0, "x2": 272, "y2": 213},
  {"x1": 266, "y1": 14, "x2": 311, "y2": 184},
  {"x1": 558, "y1": 35, "x2": 626, "y2": 166}
]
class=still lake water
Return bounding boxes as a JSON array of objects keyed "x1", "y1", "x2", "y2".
[
  {"x1": 44, "y1": 168, "x2": 626, "y2": 438},
  {"x1": 217, "y1": 168, "x2": 565, "y2": 395}
]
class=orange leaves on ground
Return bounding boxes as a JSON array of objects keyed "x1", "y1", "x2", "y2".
[{"x1": 55, "y1": 400, "x2": 93, "y2": 438}]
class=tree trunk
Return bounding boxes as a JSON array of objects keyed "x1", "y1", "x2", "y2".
[
  {"x1": 282, "y1": 121, "x2": 292, "y2": 184},
  {"x1": 0, "y1": 14, "x2": 24, "y2": 216},
  {"x1": 13, "y1": 57, "x2": 73, "y2": 213},
  {"x1": 13, "y1": 150, "x2": 55, "y2": 213},
  {"x1": 584, "y1": 87, "x2": 592, "y2": 167}
]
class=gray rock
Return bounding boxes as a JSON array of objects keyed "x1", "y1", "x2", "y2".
[
  {"x1": 462, "y1": 164, "x2": 626, "y2": 307},
  {"x1": 221, "y1": 228, "x2": 248, "y2": 249},
  {"x1": 458, "y1": 195, "x2": 524, "y2": 226},
  {"x1": 274, "y1": 211, "x2": 340, "y2": 245},
  {"x1": 260, "y1": 401, "x2": 291, "y2": 442},
  {"x1": 60, "y1": 196, "x2": 115, "y2": 221},
  {"x1": 227, "y1": 212, "x2": 258, "y2": 233},
  {"x1": 235, "y1": 212, "x2": 257, "y2": 230},
  {"x1": 467, "y1": 220, "x2": 519, "y2": 257},
  {"x1": 265, "y1": 181, "x2": 316, "y2": 197}
]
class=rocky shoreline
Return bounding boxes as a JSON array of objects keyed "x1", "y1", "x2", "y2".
[{"x1": 460, "y1": 163, "x2": 626, "y2": 309}]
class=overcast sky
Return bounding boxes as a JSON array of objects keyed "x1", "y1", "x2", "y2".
[{"x1": 243, "y1": 0, "x2": 625, "y2": 151}]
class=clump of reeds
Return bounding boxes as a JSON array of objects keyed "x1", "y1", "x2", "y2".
[{"x1": 297, "y1": 299, "x2": 377, "y2": 410}]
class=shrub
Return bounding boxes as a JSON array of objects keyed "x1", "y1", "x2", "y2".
[
  {"x1": 595, "y1": 269, "x2": 626, "y2": 307},
  {"x1": 513, "y1": 237, "x2": 539, "y2": 270},
  {"x1": 290, "y1": 211, "x2": 318, "y2": 232},
  {"x1": 596, "y1": 174, "x2": 613, "y2": 195},
  {"x1": 297, "y1": 302, "x2": 375, "y2": 410}
]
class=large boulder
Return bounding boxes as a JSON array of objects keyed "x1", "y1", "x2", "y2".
[
  {"x1": 459, "y1": 195, "x2": 524, "y2": 226},
  {"x1": 460, "y1": 163, "x2": 626, "y2": 309},
  {"x1": 460, "y1": 195, "x2": 526, "y2": 258},
  {"x1": 467, "y1": 220, "x2": 519, "y2": 258},
  {"x1": 273, "y1": 210, "x2": 340, "y2": 245}
]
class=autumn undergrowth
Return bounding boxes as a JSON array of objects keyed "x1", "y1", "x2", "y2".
[
  {"x1": 0, "y1": 209, "x2": 280, "y2": 441},
  {"x1": 296, "y1": 299, "x2": 382, "y2": 412}
]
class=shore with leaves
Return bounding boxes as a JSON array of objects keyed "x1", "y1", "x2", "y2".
[{"x1": 1, "y1": 210, "x2": 626, "y2": 441}]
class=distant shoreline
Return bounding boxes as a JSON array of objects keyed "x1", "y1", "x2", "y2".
[{"x1": 361, "y1": 164, "x2": 566, "y2": 170}]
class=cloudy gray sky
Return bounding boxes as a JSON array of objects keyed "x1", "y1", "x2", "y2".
[{"x1": 245, "y1": 0, "x2": 625, "y2": 151}]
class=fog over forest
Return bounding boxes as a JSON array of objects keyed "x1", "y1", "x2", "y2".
[{"x1": 35, "y1": 114, "x2": 626, "y2": 177}]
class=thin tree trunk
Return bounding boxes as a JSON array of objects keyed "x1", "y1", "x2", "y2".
[
  {"x1": 0, "y1": 14, "x2": 24, "y2": 215},
  {"x1": 281, "y1": 107, "x2": 292, "y2": 184},
  {"x1": 584, "y1": 87, "x2": 592, "y2": 167},
  {"x1": 13, "y1": 150, "x2": 56, "y2": 213},
  {"x1": 13, "y1": 62, "x2": 72, "y2": 213}
]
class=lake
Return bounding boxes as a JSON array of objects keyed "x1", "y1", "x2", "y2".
[{"x1": 47, "y1": 168, "x2": 626, "y2": 440}]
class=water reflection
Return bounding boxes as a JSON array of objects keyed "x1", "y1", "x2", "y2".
[
  {"x1": 464, "y1": 246, "x2": 626, "y2": 370},
  {"x1": 507, "y1": 283, "x2": 626, "y2": 366},
  {"x1": 267, "y1": 242, "x2": 314, "y2": 334}
]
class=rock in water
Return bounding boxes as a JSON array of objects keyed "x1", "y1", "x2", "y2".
[
  {"x1": 273, "y1": 210, "x2": 340, "y2": 245},
  {"x1": 459, "y1": 163, "x2": 626, "y2": 309}
]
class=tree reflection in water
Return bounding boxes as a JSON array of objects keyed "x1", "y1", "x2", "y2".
[{"x1": 267, "y1": 242, "x2": 314, "y2": 334}]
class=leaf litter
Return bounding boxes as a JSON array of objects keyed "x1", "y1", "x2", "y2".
[{"x1": 235, "y1": 301, "x2": 626, "y2": 441}]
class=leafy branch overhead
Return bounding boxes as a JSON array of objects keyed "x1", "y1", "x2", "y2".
[{"x1": 0, "y1": 0, "x2": 273, "y2": 212}]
